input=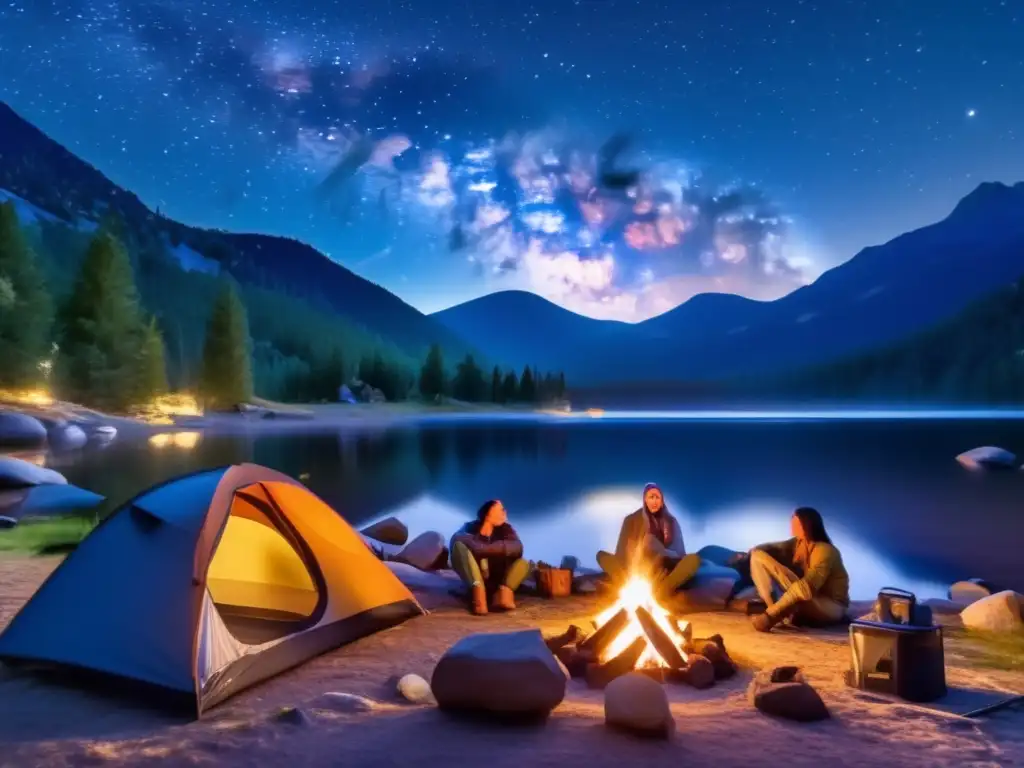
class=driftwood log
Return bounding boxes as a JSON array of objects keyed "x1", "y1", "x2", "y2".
[
  {"x1": 585, "y1": 636, "x2": 646, "y2": 689},
  {"x1": 579, "y1": 608, "x2": 629, "y2": 658},
  {"x1": 636, "y1": 607, "x2": 686, "y2": 669}
]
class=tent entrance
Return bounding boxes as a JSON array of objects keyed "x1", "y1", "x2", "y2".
[{"x1": 207, "y1": 484, "x2": 324, "y2": 645}]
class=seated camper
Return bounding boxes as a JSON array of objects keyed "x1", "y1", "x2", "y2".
[
  {"x1": 745, "y1": 506, "x2": 850, "y2": 632},
  {"x1": 449, "y1": 500, "x2": 530, "y2": 616},
  {"x1": 596, "y1": 483, "x2": 701, "y2": 602}
]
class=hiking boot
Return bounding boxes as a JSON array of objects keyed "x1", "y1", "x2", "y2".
[
  {"x1": 492, "y1": 585, "x2": 516, "y2": 612},
  {"x1": 470, "y1": 584, "x2": 488, "y2": 615}
]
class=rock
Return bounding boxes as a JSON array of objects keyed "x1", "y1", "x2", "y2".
[
  {"x1": 748, "y1": 667, "x2": 829, "y2": 722},
  {"x1": 394, "y1": 531, "x2": 446, "y2": 571},
  {"x1": 960, "y1": 591, "x2": 1024, "y2": 633},
  {"x1": 360, "y1": 516, "x2": 409, "y2": 546},
  {"x1": 271, "y1": 706, "x2": 310, "y2": 725},
  {"x1": 677, "y1": 654, "x2": 715, "y2": 689},
  {"x1": 667, "y1": 562, "x2": 740, "y2": 613},
  {"x1": 604, "y1": 672, "x2": 674, "y2": 739},
  {"x1": 0, "y1": 483, "x2": 104, "y2": 521},
  {"x1": 315, "y1": 692, "x2": 380, "y2": 713},
  {"x1": 0, "y1": 456, "x2": 67, "y2": 489},
  {"x1": 691, "y1": 635, "x2": 737, "y2": 679},
  {"x1": 385, "y1": 561, "x2": 463, "y2": 592},
  {"x1": 949, "y1": 578, "x2": 998, "y2": 606},
  {"x1": 431, "y1": 629, "x2": 568, "y2": 717},
  {"x1": 695, "y1": 544, "x2": 743, "y2": 568},
  {"x1": 0, "y1": 412, "x2": 47, "y2": 448},
  {"x1": 397, "y1": 674, "x2": 435, "y2": 705},
  {"x1": 574, "y1": 577, "x2": 599, "y2": 594},
  {"x1": 956, "y1": 446, "x2": 1017, "y2": 470},
  {"x1": 89, "y1": 425, "x2": 117, "y2": 443},
  {"x1": 559, "y1": 555, "x2": 580, "y2": 573},
  {"x1": 48, "y1": 424, "x2": 87, "y2": 452}
]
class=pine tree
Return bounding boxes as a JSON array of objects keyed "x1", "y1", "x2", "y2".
[
  {"x1": 419, "y1": 343, "x2": 446, "y2": 400},
  {"x1": 501, "y1": 369, "x2": 519, "y2": 402},
  {"x1": 557, "y1": 372, "x2": 566, "y2": 399},
  {"x1": 490, "y1": 365, "x2": 503, "y2": 403},
  {"x1": 519, "y1": 365, "x2": 536, "y2": 402},
  {"x1": 199, "y1": 279, "x2": 253, "y2": 410},
  {"x1": 453, "y1": 354, "x2": 487, "y2": 402},
  {"x1": 136, "y1": 317, "x2": 168, "y2": 400},
  {"x1": 54, "y1": 229, "x2": 149, "y2": 410},
  {"x1": 0, "y1": 201, "x2": 52, "y2": 388}
]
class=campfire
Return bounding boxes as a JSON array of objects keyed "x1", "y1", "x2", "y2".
[{"x1": 546, "y1": 573, "x2": 737, "y2": 690}]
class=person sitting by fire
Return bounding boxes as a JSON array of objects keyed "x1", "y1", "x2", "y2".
[
  {"x1": 596, "y1": 483, "x2": 702, "y2": 603},
  {"x1": 744, "y1": 506, "x2": 850, "y2": 632},
  {"x1": 450, "y1": 499, "x2": 531, "y2": 616}
]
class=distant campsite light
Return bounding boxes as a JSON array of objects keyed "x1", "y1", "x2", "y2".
[{"x1": 148, "y1": 431, "x2": 201, "y2": 450}]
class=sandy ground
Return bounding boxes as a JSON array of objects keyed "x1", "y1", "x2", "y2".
[{"x1": 0, "y1": 555, "x2": 1022, "y2": 768}]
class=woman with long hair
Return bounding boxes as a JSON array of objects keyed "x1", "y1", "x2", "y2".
[
  {"x1": 596, "y1": 483, "x2": 701, "y2": 603},
  {"x1": 747, "y1": 506, "x2": 850, "y2": 632},
  {"x1": 449, "y1": 499, "x2": 530, "y2": 616}
]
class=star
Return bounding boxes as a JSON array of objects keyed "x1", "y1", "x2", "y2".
[{"x1": 966, "y1": 109, "x2": 976, "y2": 118}]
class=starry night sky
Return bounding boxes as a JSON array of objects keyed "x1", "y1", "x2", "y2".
[{"x1": 1, "y1": 0, "x2": 1022, "y2": 321}]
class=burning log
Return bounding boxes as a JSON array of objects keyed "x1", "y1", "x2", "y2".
[
  {"x1": 635, "y1": 607, "x2": 686, "y2": 670},
  {"x1": 544, "y1": 625, "x2": 583, "y2": 653},
  {"x1": 554, "y1": 645, "x2": 595, "y2": 678},
  {"x1": 579, "y1": 608, "x2": 629, "y2": 658},
  {"x1": 585, "y1": 637, "x2": 646, "y2": 689}
]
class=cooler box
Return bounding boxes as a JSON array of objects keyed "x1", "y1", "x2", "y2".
[{"x1": 845, "y1": 619, "x2": 947, "y2": 703}]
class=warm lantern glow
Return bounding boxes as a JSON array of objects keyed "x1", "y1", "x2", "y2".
[
  {"x1": 148, "y1": 431, "x2": 201, "y2": 450},
  {"x1": 594, "y1": 575, "x2": 690, "y2": 668}
]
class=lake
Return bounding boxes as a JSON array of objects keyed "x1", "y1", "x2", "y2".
[{"x1": 33, "y1": 414, "x2": 1024, "y2": 599}]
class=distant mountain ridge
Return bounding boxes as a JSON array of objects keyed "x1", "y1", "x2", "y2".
[
  {"x1": 433, "y1": 181, "x2": 1024, "y2": 384},
  {"x1": 0, "y1": 101, "x2": 474, "y2": 361}
]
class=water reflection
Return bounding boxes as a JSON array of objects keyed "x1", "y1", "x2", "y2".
[{"x1": 16, "y1": 417, "x2": 1024, "y2": 595}]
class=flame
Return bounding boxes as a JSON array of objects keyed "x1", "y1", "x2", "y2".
[
  {"x1": 594, "y1": 575, "x2": 690, "y2": 668},
  {"x1": 132, "y1": 393, "x2": 203, "y2": 425}
]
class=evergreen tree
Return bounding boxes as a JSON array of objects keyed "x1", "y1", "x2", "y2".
[
  {"x1": 0, "y1": 201, "x2": 52, "y2": 388},
  {"x1": 199, "y1": 279, "x2": 253, "y2": 410},
  {"x1": 358, "y1": 353, "x2": 374, "y2": 383},
  {"x1": 501, "y1": 369, "x2": 519, "y2": 402},
  {"x1": 54, "y1": 230, "x2": 150, "y2": 410},
  {"x1": 556, "y1": 372, "x2": 566, "y2": 399},
  {"x1": 137, "y1": 317, "x2": 168, "y2": 399},
  {"x1": 519, "y1": 365, "x2": 536, "y2": 402},
  {"x1": 419, "y1": 343, "x2": 446, "y2": 400},
  {"x1": 452, "y1": 354, "x2": 487, "y2": 402},
  {"x1": 490, "y1": 365, "x2": 503, "y2": 403}
]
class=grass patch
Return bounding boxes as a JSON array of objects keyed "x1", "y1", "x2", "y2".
[
  {"x1": 0, "y1": 516, "x2": 95, "y2": 555},
  {"x1": 955, "y1": 629, "x2": 1024, "y2": 672}
]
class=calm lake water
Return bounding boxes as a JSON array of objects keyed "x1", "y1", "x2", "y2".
[{"x1": 35, "y1": 416, "x2": 1024, "y2": 598}]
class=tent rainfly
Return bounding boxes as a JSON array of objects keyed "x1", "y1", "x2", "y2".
[{"x1": 0, "y1": 463, "x2": 424, "y2": 715}]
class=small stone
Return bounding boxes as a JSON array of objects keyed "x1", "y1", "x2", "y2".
[
  {"x1": 397, "y1": 674, "x2": 435, "y2": 704},
  {"x1": 960, "y1": 591, "x2": 1024, "y2": 633},
  {"x1": 679, "y1": 654, "x2": 715, "y2": 689},
  {"x1": 315, "y1": 692, "x2": 380, "y2": 713},
  {"x1": 604, "y1": 672, "x2": 674, "y2": 738},
  {"x1": 748, "y1": 667, "x2": 829, "y2": 722},
  {"x1": 271, "y1": 706, "x2": 310, "y2": 725},
  {"x1": 360, "y1": 516, "x2": 409, "y2": 546},
  {"x1": 691, "y1": 635, "x2": 738, "y2": 679}
]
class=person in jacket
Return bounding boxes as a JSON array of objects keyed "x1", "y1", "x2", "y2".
[
  {"x1": 596, "y1": 483, "x2": 701, "y2": 603},
  {"x1": 450, "y1": 499, "x2": 530, "y2": 615},
  {"x1": 746, "y1": 506, "x2": 850, "y2": 632}
]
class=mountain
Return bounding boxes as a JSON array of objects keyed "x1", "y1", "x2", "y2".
[
  {"x1": 0, "y1": 101, "x2": 473, "y2": 362},
  {"x1": 434, "y1": 181, "x2": 1024, "y2": 386},
  {"x1": 431, "y1": 290, "x2": 634, "y2": 373}
]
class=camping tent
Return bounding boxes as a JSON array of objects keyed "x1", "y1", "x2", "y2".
[{"x1": 0, "y1": 463, "x2": 424, "y2": 715}]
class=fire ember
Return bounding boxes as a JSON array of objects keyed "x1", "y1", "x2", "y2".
[{"x1": 545, "y1": 574, "x2": 738, "y2": 690}]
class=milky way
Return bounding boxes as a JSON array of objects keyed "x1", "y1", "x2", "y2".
[{"x1": 1, "y1": 0, "x2": 1021, "y2": 319}]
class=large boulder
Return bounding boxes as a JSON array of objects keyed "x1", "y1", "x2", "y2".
[
  {"x1": 0, "y1": 412, "x2": 47, "y2": 448},
  {"x1": 748, "y1": 666, "x2": 829, "y2": 722},
  {"x1": 385, "y1": 562, "x2": 463, "y2": 592},
  {"x1": 360, "y1": 516, "x2": 409, "y2": 546},
  {"x1": 669, "y1": 562, "x2": 741, "y2": 612},
  {"x1": 956, "y1": 446, "x2": 1017, "y2": 470},
  {"x1": 0, "y1": 456, "x2": 67, "y2": 489},
  {"x1": 960, "y1": 591, "x2": 1024, "y2": 633},
  {"x1": 949, "y1": 578, "x2": 998, "y2": 606},
  {"x1": 431, "y1": 629, "x2": 568, "y2": 717},
  {"x1": 604, "y1": 672, "x2": 674, "y2": 738},
  {"x1": 48, "y1": 423, "x2": 87, "y2": 452},
  {"x1": 8, "y1": 484, "x2": 104, "y2": 519},
  {"x1": 394, "y1": 532, "x2": 447, "y2": 571}
]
